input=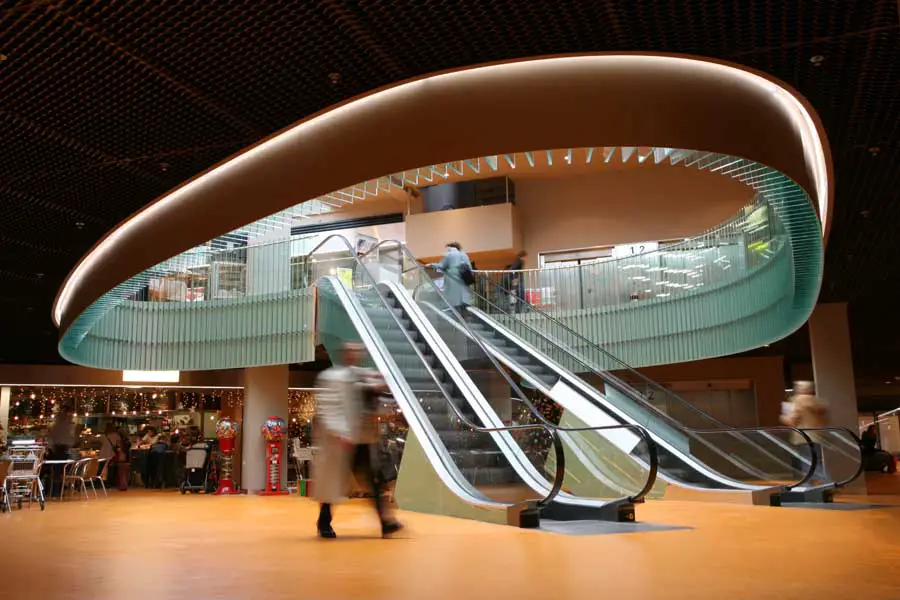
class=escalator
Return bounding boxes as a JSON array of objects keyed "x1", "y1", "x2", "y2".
[
  {"x1": 457, "y1": 275, "x2": 865, "y2": 502},
  {"x1": 309, "y1": 235, "x2": 659, "y2": 527},
  {"x1": 357, "y1": 239, "x2": 862, "y2": 504}
]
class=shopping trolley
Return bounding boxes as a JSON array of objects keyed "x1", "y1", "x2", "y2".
[{"x1": 3, "y1": 445, "x2": 46, "y2": 511}]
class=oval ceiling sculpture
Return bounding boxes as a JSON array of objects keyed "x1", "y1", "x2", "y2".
[{"x1": 53, "y1": 53, "x2": 832, "y2": 334}]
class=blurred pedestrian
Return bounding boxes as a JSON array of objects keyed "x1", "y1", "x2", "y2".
[
  {"x1": 312, "y1": 342, "x2": 403, "y2": 539},
  {"x1": 781, "y1": 380, "x2": 829, "y2": 481}
]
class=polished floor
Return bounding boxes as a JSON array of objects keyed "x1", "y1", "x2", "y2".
[{"x1": 2, "y1": 484, "x2": 899, "y2": 600}]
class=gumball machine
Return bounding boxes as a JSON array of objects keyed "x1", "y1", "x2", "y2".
[
  {"x1": 215, "y1": 417, "x2": 241, "y2": 495},
  {"x1": 259, "y1": 416, "x2": 289, "y2": 496}
]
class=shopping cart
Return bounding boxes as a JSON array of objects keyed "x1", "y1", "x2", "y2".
[{"x1": 4, "y1": 445, "x2": 46, "y2": 511}]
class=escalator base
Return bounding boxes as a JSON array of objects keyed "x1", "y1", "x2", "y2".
[
  {"x1": 541, "y1": 501, "x2": 636, "y2": 523},
  {"x1": 519, "y1": 508, "x2": 541, "y2": 529},
  {"x1": 770, "y1": 488, "x2": 835, "y2": 506}
]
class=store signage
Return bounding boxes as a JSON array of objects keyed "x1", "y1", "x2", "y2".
[
  {"x1": 611, "y1": 241, "x2": 659, "y2": 259},
  {"x1": 122, "y1": 370, "x2": 181, "y2": 383}
]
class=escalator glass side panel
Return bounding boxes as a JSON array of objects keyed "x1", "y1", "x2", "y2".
[
  {"x1": 471, "y1": 273, "x2": 863, "y2": 488},
  {"x1": 464, "y1": 286, "x2": 828, "y2": 491},
  {"x1": 806, "y1": 428, "x2": 864, "y2": 487},
  {"x1": 359, "y1": 246, "x2": 660, "y2": 508},
  {"x1": 377, "y1": 279, "x2": 654, "y2": 507},
  {"x1": 309, "y1": 254, "x2": 549, "y2": 508}
]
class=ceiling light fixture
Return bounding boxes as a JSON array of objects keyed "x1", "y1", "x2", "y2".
[
  {"x1": 52, "y1": 55, "x2": 830, "y2": 327},
  {"x1": 809, "y1": 55, "x2": 825, "y2": 66}
]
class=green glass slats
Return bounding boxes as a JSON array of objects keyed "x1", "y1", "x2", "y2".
[
  {"x1": 62, "y1": 289, "x2": 314, "y2": 371},
  {"x1": 60, "y1": 148, "x2": 824, "y2": 371},
  {"x1": 498, "y1": 248, "x2": 792, "y2": 370}
]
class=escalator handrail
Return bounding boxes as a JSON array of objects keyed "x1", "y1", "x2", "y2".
[
  {"x1": 384, "y1": 278, "x2": 659, "y2": 503},
  {"x1": 473, "y1": 278, "x2": 856, "y2": 480},
  {"x1": 794, "y1": 426, "x2": 865, "y2": 489},
  {"x1": 362, "y1": 239, "x2": 660, "y2": 504},
  {"x1": 475, "y1": 272, "x2": 858, "y2": 455},
  {"x1": 470, "y1": 274, "x2": 861, "y2": 485},
  {"x1": 420, "y1": 290, "x2": 817, "y2": 491},
  {"x1": 307, "y1": 234, "x2": 568, "y2": 508},
  {"x1": 451, "y1": 283, "x2": 820, "y2": 490}
]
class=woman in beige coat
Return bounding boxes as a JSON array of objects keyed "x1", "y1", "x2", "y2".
[
  {"x1": 780, "y1": 381, "x2": 829, "y2": 481},
  {"x1": 311, "y1": 342, "x2": 402, "y2": 539}
]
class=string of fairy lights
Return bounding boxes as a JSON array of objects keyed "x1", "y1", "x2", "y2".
[{"x1": 5, "y1": 387, "x2": 323, "y2": 440}]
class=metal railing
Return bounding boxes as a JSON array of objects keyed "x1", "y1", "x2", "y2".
[{"x1": 475, "y1": 201, "x2": 779, "y2": 314}]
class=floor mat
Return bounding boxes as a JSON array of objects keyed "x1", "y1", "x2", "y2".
[
  {"x1": 782, "y1": 502, "x2": 899, "y2": 511},
  {"x1": 539, "y1": 520, "x2": 692, "y2": 536}
]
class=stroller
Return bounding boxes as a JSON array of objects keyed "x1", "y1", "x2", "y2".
[{"x1": 180, "y1": 442, "x2": 213, "y2": 494}]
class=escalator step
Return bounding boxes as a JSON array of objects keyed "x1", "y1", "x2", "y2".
[
  {"x1": 449, "y1": 449, "x2": 507, "y2": 468},
  {"x1": 437, "y1": 430, "x2": 499, "y2": 450},
  {"x1": 458, "y1": 466, "x2": 519, "y2": 486}
]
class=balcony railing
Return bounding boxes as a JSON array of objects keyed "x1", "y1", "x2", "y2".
[{"x1": 475, "y1": 199, "x2": 781, "y2": 315}]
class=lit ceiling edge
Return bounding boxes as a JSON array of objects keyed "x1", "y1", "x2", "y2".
[{"x1": 52, "y1": 54, "x2": 830, "y2": 328}]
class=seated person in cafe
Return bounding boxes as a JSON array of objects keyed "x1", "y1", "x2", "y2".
[{"x1": 139, "y1": 426, "x2": 160, "y2": 448}]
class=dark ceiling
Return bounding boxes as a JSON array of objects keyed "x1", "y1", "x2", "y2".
[{"x1": 0, "y1": 1, "x2": 898, "y2": 376}]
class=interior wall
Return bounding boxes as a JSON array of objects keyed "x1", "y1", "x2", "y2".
[
  {"x1": 630, "y1": 356, "x2": 786, "y2": 427},
  {"x1": 405, "y1": 202, "x2": 518, "y2": 261},
  {"x1": 512, "y1": 168, "x2": 754, "y2": 268}
]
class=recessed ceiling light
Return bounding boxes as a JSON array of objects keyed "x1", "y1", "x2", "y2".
[
  {"x1": 809, "y1": 55, "x2": 825, "y2": 65},
  {"x1": 868, "y1": 146, "x2": 880, "y2": 156},
  {"x1": 74, "y1": 221, "x2": 85, "y2": 229},
  {"x1": 328, "y1": 72, "x2": 342, "y2": 85}
]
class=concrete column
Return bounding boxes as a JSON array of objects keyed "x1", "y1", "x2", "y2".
[
  {"x1": 0, "y1": 387, "x2": 10, "y2": 446},
  {"x1": 808, "y1": 302, "x2": 865, "y2": 491},
  {"x1": 241, "y1": 365, "x2": 290, "y2": 492}
]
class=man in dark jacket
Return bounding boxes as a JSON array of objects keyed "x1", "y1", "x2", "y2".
[{"x1": 505, "y1": 251, "x2": 528, "y2": 313}]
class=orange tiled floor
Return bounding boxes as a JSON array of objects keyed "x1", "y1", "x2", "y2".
[{"x1": 2, "y1": 488, "x2": 899, "y2": 600}]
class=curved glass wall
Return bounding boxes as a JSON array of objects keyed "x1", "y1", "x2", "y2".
[{"x1": 58, "y1": 148, "x2": 823, "y2": 372}]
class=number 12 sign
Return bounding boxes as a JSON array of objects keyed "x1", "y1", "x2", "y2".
[{"x1": 611, "y1": 241, "x2": 659, "y2": 259}]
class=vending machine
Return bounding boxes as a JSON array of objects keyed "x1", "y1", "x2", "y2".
[
  {"x1": 259, "y1": 416, "x2": 289, "y2": 496},
  {"x1": 214, "y1": 416, "x2": 240, "y2": 495}
]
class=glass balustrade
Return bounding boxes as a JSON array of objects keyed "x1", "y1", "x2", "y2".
[{"x1": 475, "y1": 198, "x2": 781, "y2": 314}]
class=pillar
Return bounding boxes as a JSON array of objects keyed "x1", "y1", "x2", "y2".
[
  {"x1": 0, "y1": 387, "x2": 10, "y2": 446},
  {"x1": 241, "y1": 365, "x2": 290, "y2": 492},
  {"x1": 808, "y1": 302, "x2": 865, "y2": 491}
]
